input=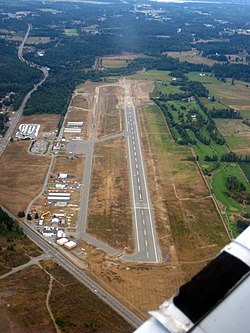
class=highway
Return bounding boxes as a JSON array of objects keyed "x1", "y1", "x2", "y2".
[
  {"x1": 0, "y1": 205, "x2": 143, "y2": 328},
  {"x1": 122, "y1": 80, "x2": 161, "y2": 263},
  {"x1": 0, "y1": 23, "x2": 49, "y2": 157}
]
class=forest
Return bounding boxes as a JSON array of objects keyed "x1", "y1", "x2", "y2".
[{"x1": 1, "y1": 0, "x2": 250, "y2": 117}]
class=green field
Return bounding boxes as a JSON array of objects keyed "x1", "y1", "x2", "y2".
[
  {"x1": 151, "y1": 78, "x2": 250, "y2": 232},
  {"x1": 211, "y1": 163, "x2": 250, "y2": 213},
  {"x1": 64, "y1": 28, "x2": 79, "y2": 36},
  {"x1": 239, "y1": 162, "x2": 250, "y2": 181},
  {"x1": 128, "y1": 70, "x2": 171, "y2": 81}
]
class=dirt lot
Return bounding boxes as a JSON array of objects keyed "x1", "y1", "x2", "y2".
[
  {"x1": 96, "y1": 85, "x2": 124, "y2": 138},
  {"x1": 0, "y1": 260, "x2": 133, "y2": 333},
  {"x1": 88, "y1": 137, "x2": 133, "y2": 252},
  {"x1": 0, "y1": 141, "x2": 50, "y2": 215}
]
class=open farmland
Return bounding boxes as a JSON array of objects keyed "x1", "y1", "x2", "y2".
[
  {"x1": 215, "y1": 119, "x2": 250, "y2": 154},
  {"x1": 0, "y1": 141, "x2": 50, "y2": 215},
  {"x1": 188, "y1": 72, "x2": 250, "y2": 112},
  {"x1": 96, "y1": 85, "x2": 124, "y2": 138},
  {"x1": 88, "y1": 137, "x2": 133, "y2": 252}
]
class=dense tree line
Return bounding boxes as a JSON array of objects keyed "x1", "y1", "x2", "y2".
[
  {"x1": 237, "y1": 219, "x2": 250, "y2": 234},
  {"x1": 0, "y1": 40, "x2": 42, "y2": 110},
  {"x1": 0, "y1": 113, "x2": 9, "y2": 135},
  {"x1": 0, "y1": 207, "x2": 23, "y2": 237},
  {"x1": 210, "y1": 108, "x2": 241, "y2": 119},
  {"x1": 221, "y1": 152, "x2": 250, "y2": 163}
]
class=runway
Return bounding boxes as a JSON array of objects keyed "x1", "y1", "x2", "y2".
[{"x1": 122, "y1": 80, "x2": 160, "y2": 263}]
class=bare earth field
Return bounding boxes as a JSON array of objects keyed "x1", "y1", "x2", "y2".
[
  {"x1": 88, "y1": 137, "x2": 134, "y2": 252},
  {"x1": 0, "y1": 141, "x2": 50, "y2": 215},
  {"x1": 96, "y1": 85, "x2": 124, "y2": 138},
  {"x1": 0, "y1": 260, "x2": 133, "y2": 333}
]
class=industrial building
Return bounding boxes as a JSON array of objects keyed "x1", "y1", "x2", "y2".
[
  {"x1": 67, "y1": 121, "x2": 83, "y2": 127},
  {"x1": 64, "y1": 128, "x2": 81, "y2": 133}
]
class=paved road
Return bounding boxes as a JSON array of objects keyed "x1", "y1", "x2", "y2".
[
  {"x1": 1, "y1": 206, "x2": 143, "y2": 328},
  {"x1": 0, "y1": 253, "x2": 51, "y2": 280},
  {"x1": 0, "y1": 24, "x2": 49, "y2": 157},
  {"x1": 75, "y1": 82, "x2": 161, "y2": 263},
  {"x1": 122, "y1": 80, "x2": 161, "y2": 263}
]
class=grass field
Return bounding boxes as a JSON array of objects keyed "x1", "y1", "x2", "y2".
[
  {"x1": 154, "y1": 80, "x2": 249, "y2": 226},
  {"x1": 211, "y1": 163, "x2": 250, "y2": 213},
  {"x1": 128, "y1": 70, "x2": 171, "y2": 81},
  {"x1": 239, "y1": 162, "x2": 250, "y2": 181},
  {"x1": 140, "y1": 103, "x2": 229, "y2": 280},
  {"x1": 64, "y1": 28, "x2": 79, "y2": 36},
  {"x1": 188, "y1": 72, "x2": 250, "y2": 112},
  {"x1": 215, "y1": 119, "x2": 250, "y2": 153}
]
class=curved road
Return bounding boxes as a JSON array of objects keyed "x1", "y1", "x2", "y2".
[{"x1": 0, "y1": 23, "x2": 49, "y2": 157}]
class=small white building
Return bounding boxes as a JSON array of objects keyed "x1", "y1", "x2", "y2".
[
  {"x1": 58, "y1": 173, "x2": 68, "y2": 179},
  {"x1": 57, "y1": 237, "x2": 68, "y2": 246},
  {"x1": 64, "y1": 241, "x2": 77, "y2": 250}
]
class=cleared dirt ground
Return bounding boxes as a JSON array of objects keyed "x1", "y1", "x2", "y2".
[
  {"x1": 96, "y1": 85, "x2": 124, "y2": 138},
  {"x1": 88, "y1": 137, "x2": 133, "y2": 252},
  {"x1": 0, "y1": 141, "x2": 50, "y2": 215}
]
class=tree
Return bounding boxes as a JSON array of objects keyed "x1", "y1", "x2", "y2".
[
  {"x1": 27, "y1": 213, "x2": 32, "y2": 220},
  {"x1": 18, "y1": 211, "x2": 25, "y2": 218}
]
